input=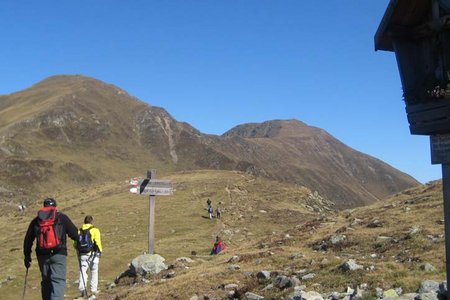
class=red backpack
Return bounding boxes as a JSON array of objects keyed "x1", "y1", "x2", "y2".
[{"x1": 36, "y1": 207, "x2": 61, "y2": 250}]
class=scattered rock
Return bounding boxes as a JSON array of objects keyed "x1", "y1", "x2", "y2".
[
  {"x1": 225, "y1": 283, "x2": 239, "y2": 289},
  {"x1": 228, "y1": 256, "x2": 240, "y2": 263},
  {"x1": 229, "y1": 264, "x2": 241, "y2": 271},
  {"x1": 330, "y1": 234, "x2": 346, "y2": 244},
  {"x1": 176, "y1": 257, "x2": 194, "y2": 263},
  {"x1": 367, "y1": 219, "x2": 383, "y2": 228},
  {"x1": 415, "y1": 292, "x2": 439, "y2": 300},
  {"x1": 130, "y1": 254, "x2": 168, "y2": 276},
  {"x1": 301, "y1": 291, "x2": 324, "y2": 300},
  {"x1": 245, "y1": 291, "x2": 264, "y2": 300},
  {"x1": 351, "y1": 218, "x2": 363, "y2": 227},
  {"x1": 302, "y1": 273, "x2": 315, "y2": 280},
  {"x1": 418, "y1": 280, "x2": 440, "y2": 294},
  {"x1": 340, "y1": 259, "x2": 363, "y2": 271},
  {"x1": 420, "y1": 263, "x2": 436, "y2": 272},
  {"x1": 275, "y1": 275, "x2": 293, "y2": 289},
  {"x1": 383, "y1": 289, "x2": 399, "y2": 298},
  {"x1": 256, "y1": 271, "x2": 271, "y2": 281},
  {"x1": 262, "y1": 284, "x2": 274, "y2": 291}
]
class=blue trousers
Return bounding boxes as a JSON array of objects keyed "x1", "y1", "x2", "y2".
[{"x1": 37, "y1": 254, "x2": 67, "y2": 300}]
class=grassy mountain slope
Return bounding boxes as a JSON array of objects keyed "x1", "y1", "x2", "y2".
[
  {"x1": 0, "y1": 171, "x2": 443, "y2": 300},
  {"x1": 0, "y1": 75, "x2": 419, "y2": 211}
]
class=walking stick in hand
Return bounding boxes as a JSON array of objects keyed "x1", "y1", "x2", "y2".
[{"x1": 22, "y1": 267, "x2": 29, "y2": 300}]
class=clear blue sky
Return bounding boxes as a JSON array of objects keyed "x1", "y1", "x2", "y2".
[{"x1": 0, "y1": 1, "x2": 442, "y2": 183}]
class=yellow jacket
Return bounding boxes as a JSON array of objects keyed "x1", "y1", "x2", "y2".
[{"x1": 77, "y1": 223, "x2": 103, "y2": 253}]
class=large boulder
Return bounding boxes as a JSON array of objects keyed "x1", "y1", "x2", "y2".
[{"x1": 130, "y1": 254, "x2": 168, "y2": 276}]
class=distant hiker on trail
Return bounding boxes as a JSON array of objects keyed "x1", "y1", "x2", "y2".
[
  {"x1": 216, "y1": 205, "x2": 221, "y2": 219},
  {"x1": 23, "y1": 198, "x2": 78, "y2": 300},
  {"x1": 18, "y1": 202, "x2": 27, "y2": 214},
  {"x1": 206, "y1": 198, "x2": 211, "y2": 207},
  {"x1": 210, "y1": 236, "x2": 227, "y2": 255},
  {"x1": 207, "y1": 204, "x2": 213, "y2": 219},
  {"x1": 76, "y1": 215, "x2": 103, "y2": 299}
]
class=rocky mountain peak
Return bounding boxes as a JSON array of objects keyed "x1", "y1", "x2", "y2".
[{"x1": 222, "y1": 119, "x2": 320, "y2": 139}]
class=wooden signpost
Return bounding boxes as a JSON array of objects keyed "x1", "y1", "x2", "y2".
[
  {"x1": 129, "y1": 169, "x2": 173, "y2": 254},
  {"x1": 375, "y1": 0, "x2": 450, "y2": 293}
]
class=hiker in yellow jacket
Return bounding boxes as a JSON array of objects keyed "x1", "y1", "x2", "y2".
[{"x1": 76, "y1": 215, "x2": 103, "y2": 299}]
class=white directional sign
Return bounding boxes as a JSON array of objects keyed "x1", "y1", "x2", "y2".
[{"x1": 130, "y1": 178, "x2": 173, "y2": 196}]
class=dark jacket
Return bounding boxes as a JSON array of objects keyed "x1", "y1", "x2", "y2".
[{"x1": 23, "y1": 211, "x2": 78, "y2": 257}]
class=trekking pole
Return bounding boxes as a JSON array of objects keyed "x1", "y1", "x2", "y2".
[
  {"x1": 22, "y1": 267, "x2": 29, "y2": 300},
  {"x1": 77, "y1": 252, "x2": 89, "y2": 299}
]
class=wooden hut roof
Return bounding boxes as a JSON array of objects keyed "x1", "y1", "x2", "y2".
[{"x1": 375, "y1": 0, "x2": 432, "y2": 51}]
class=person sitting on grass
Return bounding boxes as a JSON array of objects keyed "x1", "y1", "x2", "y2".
[{"x1": 210, "y1": 236, "x2": 227, "y2": 255}]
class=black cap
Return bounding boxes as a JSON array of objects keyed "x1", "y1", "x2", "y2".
[{"x1": 43, "y1": 198, "x2": 57, "y2": 207}]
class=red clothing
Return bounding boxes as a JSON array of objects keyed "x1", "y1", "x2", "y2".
[{"x1": 211, "y1": 241, "x2": 227, "y2": 255}]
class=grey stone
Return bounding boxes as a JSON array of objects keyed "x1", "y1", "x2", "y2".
[
  {"x1": 256, "y1": 270, "x2": 271, "y2": 280},
  {"x1": 418, "y1": 280, "x2": 440, "y2": 294},
  {"x1": 367, "y1": 219, "x2": 383, "y2": 228},
  {"x1": 228, "y1": 256, "x2": 240, "y2": 263},
  {"x1": 414, "y1": 292, "x2": 439, "y2": 300},
  {"x1": 290, "y1": 276, "x2": 301, "y2": 287},
  {"x1": 395, "y1": 287, "x2": 403, "y2": 296},
  {"x1": 163, "y1": 271, "x2": 175, "y2": 279},
  {"x1": 340, "y1": 259, "x2": 363, "y2": 271},
  {"x1": 224, "y1": 283, "x2": 239, "y2": 289},
  {"x1": 328, "y1": 291, "x2": 341, "y2": 300},
  {"x1": 245, "y1": 291, "x2": 264, "y2": 300},
  {"x1": 287, "y1": 290, "x2": 302, "y2": 300},
  {"x1": 376, "y1": 288, "x2": 384, "y2": 298},
  {"x1": 302, "y1": 273, "x2": 316, "y2": 280},
  {"x1": 176, "y1": 257, "x2": 194, "y2": 263},
  {"x1": 351, "y1": 218, "x2": 363, "y2": 227},
  {"x1": 397, "y1": 294, "x2": 418, "y2": 300},
  {"x1": 275, "y1": 275, "x2": 293, "y2": 289},
  {"x1": 301, "y1": 291, "x2": 324, "y2": 300},
  {"x1": 130, "y1": 254, "x2": 168, "y2": 276},
  {"x1": 330, "y1": 234, "x2": 346, "y2": 244},
  {"x1": 228, "y1": 264, "x2": 241, "y2": 271},
  {"x1": 420, "y1": 263, "x2": 436, "y2": 272},
  {"x1": 383, "y1": 289, "x2": 399, "y2": 298}
]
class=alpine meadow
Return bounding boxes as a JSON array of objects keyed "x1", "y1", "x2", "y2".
[{"x1": 0, "y1": 76, "x2": 447, "y2": 300}]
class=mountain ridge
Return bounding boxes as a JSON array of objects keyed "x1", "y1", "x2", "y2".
[{"x1": 0, "y1": 75, "x2": 419, "y2": 209}]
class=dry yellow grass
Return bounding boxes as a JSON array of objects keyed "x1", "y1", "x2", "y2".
[
  {"x1": 0, "y1": 170, "x2": 320, "y2": 300},
  {"x1": 0, "y1": 172, "x2": 444, "y2": 300}
]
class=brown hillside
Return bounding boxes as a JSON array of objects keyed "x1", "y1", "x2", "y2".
[{"x1": 0, "y1": 75, "x2": 419, "y2": 209}]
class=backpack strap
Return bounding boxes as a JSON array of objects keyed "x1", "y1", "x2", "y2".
[{"x1": 80, "y1": 225, "x2": 94, "y2": 232}]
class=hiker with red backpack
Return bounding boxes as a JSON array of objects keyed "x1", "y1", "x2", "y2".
[
  {"x1": 76, "y1": 215, "x2": 103, "y2": 299},
  {"x1": 23, "y1": 198, "x2": 78, "y2": 300}
]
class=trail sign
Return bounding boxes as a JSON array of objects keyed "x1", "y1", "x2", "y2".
[
  {"x1": 130, "y1": 179, "x2": 173, "y2": 195},
  {"x1": 129, "y1": 170, "x2": 173, "y2": 254}
]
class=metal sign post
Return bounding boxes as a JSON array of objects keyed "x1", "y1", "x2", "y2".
[
  {"x1": 443, "y1": 164, "x2": 450, "y2": 294},
  {"x1": 129, "y1": 169, "x2": 173, "y2": 254},
  {"x1": 148, "y1": 170, "x2": 156, "y2": 255}
]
